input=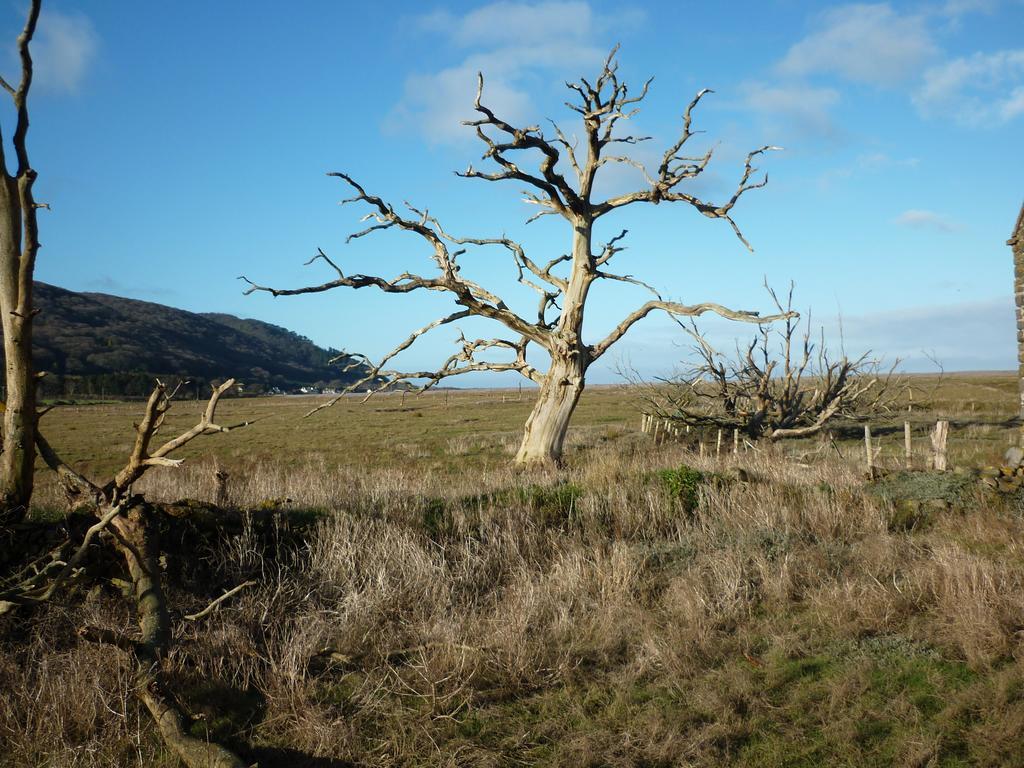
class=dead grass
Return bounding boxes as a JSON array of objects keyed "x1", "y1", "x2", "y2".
[{"x1": 5, "y1": 375, "x2": 1024, "y2": 766}]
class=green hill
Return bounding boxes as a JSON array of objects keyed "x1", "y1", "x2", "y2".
[{"x1": 24, "y1": 282, "x2": 374, "y2": 397}]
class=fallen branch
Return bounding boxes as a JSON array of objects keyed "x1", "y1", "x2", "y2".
[
  {"x1": 184, "y1": 579, "x2": 257, "y2": 621},
  {"x1": 0, "y1": 504, "x2": 121, "y2": 613}
]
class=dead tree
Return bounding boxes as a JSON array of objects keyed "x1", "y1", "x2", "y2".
[
  {"x1": 1011, "y1": 200, "x2": 1024, "y2": 422},
  {"x1": 2, "y1": 380, "x2": 250, "y2": 768},
  {"x1": 643, "y1": 283, "x2": 899, "y2": 441},
  {"x1": 242, "y1": 47, "x2": 790, "y2": 466},
  {"x1": 0, "y1": 0, "x2": 42, "y2": 523}
]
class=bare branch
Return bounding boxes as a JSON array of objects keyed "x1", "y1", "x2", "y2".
[
  {"x1": 548, "y1": 120, "x2": 581, "y2": 181},
  {"x1": 184, "y1": 580, "x2": 257, "y2": 621},
  {"x1": 35, "y1": 429, "x2": 102, "y2": 503},
  {"x1": 594, "y1": 270, "x2": 662, "y2": 297},
  {"x1": 594, "y1": 229, "x2": 629, "y2": 267},
  {"x1": 590, "y1": 78, "x2": 781, "y2": 251},
  {"x1": 305, "y1": 310, "x2": 473, "y2": 415},
  {"x1": 0, "y1": 504, "x2": 123, "y2": 613},
  {"x1": 642, "y1": 284, "x2": 902, "y2": 441},
  {"x1": 591, "y1": 300, "x2": 796, "y2": 360},
  {"x1": 242, "y1": 173, "x2": 551, "y2": 349},
  {"x1": 5, "y1": 0, "x2": 41, "y2": 176},
  {"x1": 460, "y1": 72, "x2": 580, "y2": 216},
  {"x1": 108, "y1": 379, "x2": 238, "y2": 497}
]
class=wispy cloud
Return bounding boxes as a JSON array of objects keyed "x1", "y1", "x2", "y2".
[
  {"x1": 942, "y1": 0, "x2": 998, "y2": 13},
  {"x1": 936, "y1": 0, "x2": 1000, "y2": 22},
  {"x1": 893, "y1": 209, "x2": 961, "y2": 232},
  {"x1": 596, "y1": 295, "x2": 1014, "y2": 382},
  {"x1": 31, "y1": 8, "x2": 97, "y2": 93},
  {"x1": 824, "y1": 297, "x2": 1014, "y2": 371},
  {"x1": 762, "y1": 2, "x2": 1020, "y2": 132},
  {"x1": 777, "y1": 4, "x2": 937, "y2": 86},
  {"x1": 739, "y1": 82, "x2": 841, "y2": 140},
  {"x1": 914, "y1": 49, "x2": 1024, "y2": 126},
  {"x1": 386, "y1": 2, "x2": 643, "y2": 143},
  {"x1": 815, "y1": 152, "x2": 919, "y2": 191},
  {"x1": 737, "y1": 4, "x2": 938, "y2": 144}
]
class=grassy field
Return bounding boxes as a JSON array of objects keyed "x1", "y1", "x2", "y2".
[
  {"x1": 32, "y1": 371, "x2": 1022, "y2": 497},
  {"x1": 5, "y1": 372, "x2": 1024, "y2": 766}
]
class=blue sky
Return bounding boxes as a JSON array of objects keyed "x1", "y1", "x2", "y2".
[{"x1": 5, "y1": 0, "x2": 1024, "y2": 384}]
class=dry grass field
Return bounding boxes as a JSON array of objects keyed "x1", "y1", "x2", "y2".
[
  {"x1": 4, "y1": 372, "x2": 1024, "y2": 766},
  {"x1": 29, "y1": 372, "x2": 1021, "y2": 496}
]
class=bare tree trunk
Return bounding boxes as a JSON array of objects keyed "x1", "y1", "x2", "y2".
[
  {"x1": 515, "y1": 354, "x2": 586, "y2": 466},
  {"x1": 0, "y1": 1, "x2": 41, "y2": 525},
  {"x1": 112, "y1": 502, "x2": 247, "y2": 768},
  {"x1": 514, "y1": 222, "x2": 593, "y2": 466},
  {"x1": 0, "y1": 179, "x2": 34, "y2": 521}
]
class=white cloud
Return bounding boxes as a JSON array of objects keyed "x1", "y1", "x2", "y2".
[
  {"x1": 893, "y1": 209, "x2": 961, "y2": 232},
  {"x1": 937, "y1": 0, "x2": 999, "y2": 19},
  {"x1": 31, "y1": 8, "x2": 97, "y2": 93},
  {"x1": 388, "y1": 2, "x2": 644, "y2": 143},
  {"x1": 419, "y1": 1, "x2": 596, "y2": 47},
  {"x1": 777, "y1": 4, "x2": 937, "y2": 86},
  {"x1": 740, "y1": 82, "x2": 841, "y2": 139},
  {"x1": 914, "y1": 49, "x2": 1024, "y2": 126},
  {"x1": 824, "y1": 297, "x2": 1014, "y2": 371}
]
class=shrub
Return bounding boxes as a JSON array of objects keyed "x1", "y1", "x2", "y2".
[
  {"x1": 657, "y1": 465, "x2": 706, "y2": 513},
  {"x1": 518, "y1": 483, "x2": 585, "y2": 528}
]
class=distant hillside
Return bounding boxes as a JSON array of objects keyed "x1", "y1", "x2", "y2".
[{"x1": 22, "y1": 282, "x2": 375, "y2": 397}]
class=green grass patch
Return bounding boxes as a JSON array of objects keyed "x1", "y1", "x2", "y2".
[
  {"x1": 868, "y1": 471, "x2": 974, "y2": 505},
  {"x1": 657, "y1": 464, "x2": 708, "y2": 512}
]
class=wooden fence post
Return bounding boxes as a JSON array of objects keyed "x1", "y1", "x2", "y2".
[
  {"x1": 931, "y1": 420, "x2": 949, "y2": 471},
  {"x1": 904, "y1": 421, "x2": 912, "y2": 469},
  {"x1": 864, "y1": 424, "x2": 874, "y2": 474},
  {"x1": 716, "y1": 429, "x2": 722, "y2": 458},
  {"x1": 733, "y1": 428, "x2": 739, "y2": 456}
]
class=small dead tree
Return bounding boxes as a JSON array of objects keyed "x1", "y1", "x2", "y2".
[
  {"x1": 2, "y1": 380, "x2": 250, "y2": 768},
  {"x1": 0, "y1": 0, "x2": 43, "y2": 523},
  {"x1": 643, "y1": 283, "x2": 899, "y2": 441},
  {"x1": 242, "y1": 47, "x2": 791, "y2": 466}
]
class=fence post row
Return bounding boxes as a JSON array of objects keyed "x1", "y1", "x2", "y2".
[{"x1": 639, "y1": 414, "x2": 952, "y2": 474}]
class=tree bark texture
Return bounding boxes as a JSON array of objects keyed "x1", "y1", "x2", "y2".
[
  {"x1": 515, "y1": 353, "x2": 587, "y2": 466},
  {"x1": 0, "y1": 0, "x2": 41, "y2": 524},
  {"x1": 0, "y1": 176, "x2": 35, "y2": 521},
  {"x1": 113, "y1": 503, "x2": 247, "y2": 768}
]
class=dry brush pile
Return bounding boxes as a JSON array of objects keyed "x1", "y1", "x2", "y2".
[{"x1": 4, "y1": 438, "x2": 1024, "y2": 767}]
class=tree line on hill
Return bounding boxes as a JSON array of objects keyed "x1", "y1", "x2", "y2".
[{"x1": 15, "y1": 282, "x2": 377, "y2": 398}]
